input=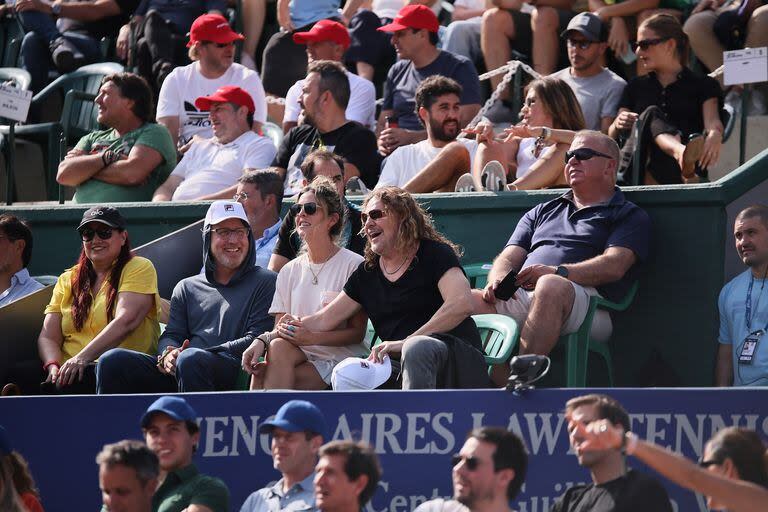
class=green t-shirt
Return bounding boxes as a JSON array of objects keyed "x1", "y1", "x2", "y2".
[
  {"x1": 73, "y1": 123, "x2": 176, "y2": 203},
  {"x1": 153, "y1": 464, "x2": 230, "y2": 512}
]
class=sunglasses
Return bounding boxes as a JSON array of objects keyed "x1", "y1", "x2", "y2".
[
  {"x1": 79, "y1": 227, "x2": 115, "y2": 242},
  {"x1": 698, "y1": 458, "x2": 723, "y2": 468},
  {"x1": 204, "y1": 41, "x2": 234, "y2": 48},
  {"x1": 361, "y1": 209, "x2": 387, "y2": 224},
  {"x1": 290, "y1": 202, "x2": 320, "y2": 216},
  {"x1": 451, "y1": 454, "x2": 481, "y2": 471},
  {"x1": 566, "y1": 39, "x2": 596, "y2": 50},
  {"x1": 565, "y1": 147, "x2": 614, "y2": 164},
  {"x1": 634, "y1": 37, "x2": 669, "y2": 51}
]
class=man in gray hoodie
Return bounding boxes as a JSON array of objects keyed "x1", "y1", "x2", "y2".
[{"x1": 96, "y1": 200, "x2": 276, "y2": 393}]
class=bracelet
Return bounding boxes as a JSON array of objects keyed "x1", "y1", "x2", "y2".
[
  {"x1": 257, "y1": 332, "x2": 272, "y2": 352},
  {"x1": 540, "y1": 127, "x2": 551, "y2": 141},
  {"x1": 43, "y1": 360, "x2": 60, "y2": 371},
  {"x1": 623, "y1": 432, "x2": 639, "y2": 456}
]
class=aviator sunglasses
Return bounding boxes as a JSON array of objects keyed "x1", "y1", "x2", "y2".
[
  {"x1": 565, "y1": 147, "x2": 614, "y2": 164},
  {"x1": 79, "y1": 226, "x2": 115, "y2": 242},
  {"x1": 451, "y1": 454, "x2": 481, "y2": 471},
  {"x1": 290, "y1": 202, "x2": 320, "y2": 216},
  {"x1": 634, "y1": 37, "x2": 669, "y2": 51}
]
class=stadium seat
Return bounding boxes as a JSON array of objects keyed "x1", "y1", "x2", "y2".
[
  {"x1": 474, "y1": 313, "x2": 519, "y2": 372},
  {"x1": 0, "y1": 62, "x2": 123, "y2": 201},
  {"x1": 0, "y1": 16, "x2": 24, "y2": 67},
  {"x1": 262, "y1": 121, "x2": 283, "y2": 149},
  {"x1": 463, "y1": 263, "x2": 490, "y2": 288},
  {"x1": 559, "y1": 281, "x2": 639, "y2": 387},
  {"x1": 0, "y1": 67, "x2": 31, "y2": 204}
]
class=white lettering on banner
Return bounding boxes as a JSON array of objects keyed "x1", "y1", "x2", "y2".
[
  {"x1": 431, "y1": 413, "x2": 455, "y2": 454},
  {"x1": 405, "y1": 413, "x2": 430, "y2": 454},
  {"x1": 376, "y1": 413, "x2": 403, "y2": 453},
  {"x1": 203, "y1": 417, "x2": 231, "y2": 457},
  {"x1": 230, "y1": 416, "x2": 262, "y2": 456},
  {"x1": 471, "y1": 413, "x2": 485, "y2": 430},
  {"x1": 506, "y1": 414, "x2": 565, "y2": 455},
  {"x1": 674, "y1": 414, "x2": 707, "y2": 454}
]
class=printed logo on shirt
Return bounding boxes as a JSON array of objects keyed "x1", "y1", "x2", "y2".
[{"x1": 183, "y1": 101, "x2": 212, "y2": 130}]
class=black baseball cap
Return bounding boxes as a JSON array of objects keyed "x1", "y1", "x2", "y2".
[{"x1": 77, "y1": 206, "x2": 127, "y2": 231}]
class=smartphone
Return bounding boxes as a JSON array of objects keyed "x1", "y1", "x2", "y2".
[
  {"x1": 621, "y1": 47, "x2": 637, "y2": 65},
  {"x1": 494, "y1": 270, "x2": 519, "y2": 301}
]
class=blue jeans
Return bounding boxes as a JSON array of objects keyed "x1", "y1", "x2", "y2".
[
  {"x1": 96, "y1": 347, "x2": 242, "y2": 394},
  {"x1": 18, "y1": 11, "x2": 101, "y2": 92}
]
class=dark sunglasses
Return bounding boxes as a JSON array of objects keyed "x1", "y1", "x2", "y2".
[
  {"x1": 566, "y1": 39, "x2": 596, "y2": 50},
  {"x1": 451, "y1": 454, "x2": 481, "y2": 471},
  {"x1": 634, "y1": 37, "x2": 669, "y2": 51},
  {"x1": 79, "y1": 227, "x2": 115, "y2": 242},
  {"x1": 361, "y1": 209, "x2": 387, "y2": 224},
  {"x1": 290, "y1": 202, "x2": 319, "y2": 216},
  {"x1": 565, "y1": 147, "x2": 614, "y2": 164},
  {"x1": 698, "y1": 458, "x2": 723, "y2": 468},
  {"x1": 204, "y1": 41, "x2": 234, "y2": 48}
]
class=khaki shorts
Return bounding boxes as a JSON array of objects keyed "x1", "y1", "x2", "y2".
[{"x1": 494, "y1": 282, "x2": 612, "y2": 342}]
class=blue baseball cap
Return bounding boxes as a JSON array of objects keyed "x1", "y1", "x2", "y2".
[
  {"x1": 0, "y1": 425, "x2": 11, "y2": 456},
  {"x1": 259, "y1": 400, "x2": 328, "y2": 440},
  {"x1": 140, "y1": 396, "x2": 197, "y2": 428}
]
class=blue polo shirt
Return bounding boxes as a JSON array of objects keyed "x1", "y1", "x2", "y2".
[{"x1": 506, "y1": 188, "x2": 651, "y2": 301}]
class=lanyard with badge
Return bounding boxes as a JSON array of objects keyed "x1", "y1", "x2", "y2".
[{"x1": 739, "y1": 275, "x2": 767, "y2": 365}]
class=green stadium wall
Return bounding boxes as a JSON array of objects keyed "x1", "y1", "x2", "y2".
[{"x1": 3, "y1": 148, "x2": 768, "y2": 387}]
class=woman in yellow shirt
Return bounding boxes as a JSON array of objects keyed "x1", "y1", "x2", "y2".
[{"x1": 37, "y1": 206, "x2": 161, "y2": 393}]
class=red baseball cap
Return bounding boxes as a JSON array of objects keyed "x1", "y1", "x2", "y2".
[
  {"x1": 293, "y1": 19, "x2": 351, "y2": 49},
  {"x1": 195, "y1": 86, "x2": 255, "y2": 114},
  {"x1": 187, "y1": 14, "x2": 245, "y2": 48},
  {"x1": 378, "y1": 5, "x2": 439, "y2": 33}
]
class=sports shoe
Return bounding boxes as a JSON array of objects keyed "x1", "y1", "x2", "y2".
[
  {"x1": 454, "y1": 173, "x2": 476, "y2": 192},
  {"x1": 1, "y1": 383, "x2": 20, "y2": 396},
  {"x1": 51, "y1": 37, "x2": 85, "y2": 73},
  {"x1": 681, "y1": 134, "x2": 704, "y2": 178},
  {"x1": 480, "y1": 161, "x2": 507, "y2": 192}
]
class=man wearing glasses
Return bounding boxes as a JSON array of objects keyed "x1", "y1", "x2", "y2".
[
  {"x1": 415, "y1": 427, "x2": 528, "y2": 512},
  {"x1": 153, "y1": 86, "x2": 276, "y2": 202},
  {"x1": 157, "y1": 13, "x2": 267, "y2": 150},
  {"x1": 474, "y1": 131, "x2": 650, "y2": 375},
  {"x1": 97, "y1": 200, "x2": 276, "y2": 393},
  {"x1": 553, "y1": 394, "x2": 672, "y2": 511},
  {"x1": 551, "y1": 13, "x2": 626, "y2": 133}
]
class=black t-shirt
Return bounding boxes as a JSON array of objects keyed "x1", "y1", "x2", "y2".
[
  {"x1": 550, "y1": 470, "x2": 673, "y2": 512},
  {"x1": 343, "y1": 239, "x2": 481, "y2": 349},
  {"x1": 272, "y1": 121, "x2": 382, "y2": 191},
  {"x1": 619, "y1": 68, "x2": 721, "y2": 138},
  {"x1": 273, "y1": 198, "x2": 365, "y2": 261}
]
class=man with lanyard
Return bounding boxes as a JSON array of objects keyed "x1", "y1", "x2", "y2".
[
  {"x1": 140, "y1": 396, "x2": 230, "y2": 511},
  {"x1": 240, "y1": 400, "x2": 327, "y2": 512},
  {"x1": 717, "y1": 204, "x2": 768, "y2": 386}
]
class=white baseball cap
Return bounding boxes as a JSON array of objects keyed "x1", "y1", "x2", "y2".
[
  {"x1": 332, "y1": 356, "x2": 392, "y2": 390},
  {"x1": 204, "y1": 200, "x2": 249, "y2": 228}
]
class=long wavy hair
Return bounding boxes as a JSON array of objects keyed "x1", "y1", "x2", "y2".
[
  {"x1": 6, "y1": 453, "x2": 39, "y2": 499},
  {"x1": 526, "y1": 77, "x2": 586, "y2": 131},
  {"x1": 360, "y1": 187, "x2": 462, "y2": 269},
  {"x1": 70, "y1": 231, "x2": 132, "y2": 331},
  {"x1": 706, "y1": 427, "x2": 768, "y2": 488},
  {"x1": 0, "y1": 456, "x2": 24, "y2": 512}
]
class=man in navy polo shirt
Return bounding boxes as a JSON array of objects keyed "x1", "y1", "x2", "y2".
[{"x1": 474, "y1": 130, "x2": 650, "y2": 370}]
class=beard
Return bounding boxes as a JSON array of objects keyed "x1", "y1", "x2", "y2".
[{"x1": 429, "y1": 117, "x2": 460, "y2": 142}]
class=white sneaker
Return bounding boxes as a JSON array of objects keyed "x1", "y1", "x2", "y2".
[
  {"x1": 480, "y1": 161, "x2": 507, "y2": 192},
  {"x1": 454, "y1": 173, "x2": 476, "y2": 192}
]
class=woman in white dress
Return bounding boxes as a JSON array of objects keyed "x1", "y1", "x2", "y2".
[{"x1": 241, "y1": 176, "x2": 368, "y2": 390}]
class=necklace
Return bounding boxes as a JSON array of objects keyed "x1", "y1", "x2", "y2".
[
  {"x1": 307, "y1": 248, "x2": 337, "y2": 285},
  {"x1": 381, "y1": 254, "x2": 410, "y2": 275}
]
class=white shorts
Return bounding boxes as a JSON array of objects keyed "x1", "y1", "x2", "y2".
[{"x1": 494, "y1": 282, "x2": 613, "y2": 342}]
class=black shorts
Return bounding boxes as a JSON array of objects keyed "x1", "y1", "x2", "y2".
[{"x1": 508, "y1": 8, "x2": 575, "y2": 67}]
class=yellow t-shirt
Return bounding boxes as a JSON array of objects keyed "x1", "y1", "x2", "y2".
[{"x1": 44, "y1": 256, "x2": 161, "y2": 362}]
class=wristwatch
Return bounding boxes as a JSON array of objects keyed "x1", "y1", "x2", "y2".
[
  {"x1": 51, "y1": 1, "x2": 62, "y2": 16},
  {"x1": 555, "y1": 265, "x2": 569, "y2": 279}
]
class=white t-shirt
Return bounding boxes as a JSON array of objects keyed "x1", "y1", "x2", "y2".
[
  {"x1": 269, "y1": 248, "x2": 368, "y2": 383},
  {"x1": 454, "y1": 0, "x2": 484, "y2": 9},
  {"x1": 157, "y1": 62, "x2": 267, "y2": 146},
  {"x1": 373, "y1": 0, "x2": 405, "y2": 19},
  {"x1": 170, "y1": 131, "x2": 277, "y2": 200},
  {"x1": 283, "y1": 71, "x2": 376, "y2": 130},
  {"x1": 376, "y1": 138, "x2": 478, "y2": 188}
]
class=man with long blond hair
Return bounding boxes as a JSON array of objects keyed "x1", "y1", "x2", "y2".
[{"x1": 280, "y1": 187, "x2": 489, "y2": 389}]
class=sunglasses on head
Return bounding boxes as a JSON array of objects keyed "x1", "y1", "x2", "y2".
[
  {"x1": 451, "y1": 454, "x2": 481, "y2": 471},
  {"x1": 565, "y1": 147, "x2": 614, "y2": 164},
  {"x1": 634, "y1": 37, "x2": 669, "y2": 51},
  {"x1": 290, "y1": 202, "x2": 319, "y2": 216},
  {"x1": 79, "y1": 226, "x2": 115, "y2": 242},
  {"x1": 361, "y1": 209, "x2": 387, "y2": 224}
]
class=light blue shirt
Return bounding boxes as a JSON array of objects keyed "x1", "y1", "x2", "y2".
[
  {"x1": 255, "y1": 220, "x2": 282, "y2": 269},
  {"x1": 239, "y1": 472, "x2": 317, "y2": 512},
  {"x1": 0, "y1": 268, "x2": 44, "y2": 307},
  {"x1": 718, "y1": 269, "x2": 768, "y2": 386},
  {"x1": 289, "y1": 0, "x2": 339, "y2": 29}
]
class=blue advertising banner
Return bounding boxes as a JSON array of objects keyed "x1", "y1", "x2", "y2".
[{"x1": 1, "y1": 388, "x2": 766, "y2": 512}]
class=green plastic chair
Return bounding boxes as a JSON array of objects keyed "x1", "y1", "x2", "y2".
[
  {"x1": 463, "y1": 263, "x2": 490, "y2": 288},
  {"x1": 560, "y1": 282, "x2": 639, "y2": 387},
  {"x1": 0, "y1": 62, "x2": 123, "y2": 201},
  {"x1": 0, "y1": 17, "x2": 25, "y2": 67},
  {"x1": 473, "y1": 313, "x2": 519, "y2": 372}
]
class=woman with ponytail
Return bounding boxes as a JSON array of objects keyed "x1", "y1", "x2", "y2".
[
  {"x1": 609, "y1": 13, "x2": 724, "y2": 184},
  {"x1": 573, "y1": 421, "x2": 768, "y2": 512},
  {"x1": 36, "y1": 206, "x2": 161, "y2": 393}
]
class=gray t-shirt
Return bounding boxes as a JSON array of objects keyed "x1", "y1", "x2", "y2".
[{"x1": 551, "y1": 67, "x2": 626, "y2": 131}]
